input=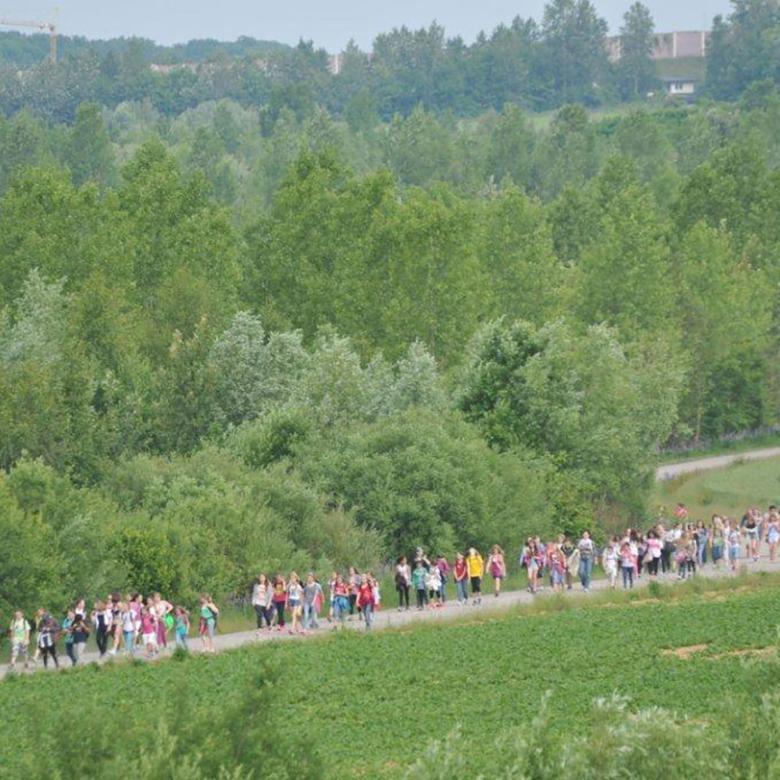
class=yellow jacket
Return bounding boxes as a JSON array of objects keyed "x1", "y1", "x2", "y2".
[{"x1": 466, "y1": 553, "x2": 484, "y2": 577}]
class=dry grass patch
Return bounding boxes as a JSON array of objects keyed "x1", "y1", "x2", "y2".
[{"x1": 661, "y1": 643, "x2": 709, "y2": 659}]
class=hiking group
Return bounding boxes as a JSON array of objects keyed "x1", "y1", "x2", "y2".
[{"x1": 8, "y1": 503, "x2": 777, "y2": 670}]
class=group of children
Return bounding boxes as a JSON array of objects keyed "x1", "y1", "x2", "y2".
[
  {"x1": 519, "y1": 504, "x2": 780, "y2": 594},
  {"x1": 8, "y1": 592, "x2": 220, "y2": 671},
  {"x1": 9, "y1": 505, "x2": 776, "y2": 669},
  {"x1": 248, "y1": 547, "x2": 507, "y2": 637}
]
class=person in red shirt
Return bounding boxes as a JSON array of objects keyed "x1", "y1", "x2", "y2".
[
  {"x1": 356, "y1": 574, "x2": 376, "y2": 631},
  {"x1": 453, "y1": 553, "x2": 468, "y2": 605}
]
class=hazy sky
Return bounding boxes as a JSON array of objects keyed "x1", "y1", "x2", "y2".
[{"x1": 13, "y1": 1, "x2": 732, "y2": 51}]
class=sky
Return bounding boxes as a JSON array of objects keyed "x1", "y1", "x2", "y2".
[{"x1": 10, "y1": 1, "x2": 733, "y2": 52}]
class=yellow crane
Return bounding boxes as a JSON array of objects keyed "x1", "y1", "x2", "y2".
[{"x1": 0, "y1": 14, "x2": 58, "y2": 64}]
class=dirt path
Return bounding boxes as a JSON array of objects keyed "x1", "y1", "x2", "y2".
[
  {"x1": 5, "y1": 557, "x2": 778, "y2": 676},
  {"x1": 655, "y1": 447, "x2": 780, "y2": 482}
]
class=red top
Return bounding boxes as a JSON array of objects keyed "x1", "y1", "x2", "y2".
[
  {"x1": 334, "y1": 582, "x2": 349, "y2": 598},
  {"x1": 454, "y1": 560, "x2": 467, "y2": 580},
  {"x1": 357, "y1": 583, "x2": 375, "y2": 608}
]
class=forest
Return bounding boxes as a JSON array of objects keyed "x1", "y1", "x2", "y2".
[{"x1": 1, "y1": 0, "x2": 780, "y2": 613}]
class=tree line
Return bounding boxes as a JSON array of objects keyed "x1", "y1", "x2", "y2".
[{"x1": 1, "y1": 0, "x2": 669, "y2": 122}]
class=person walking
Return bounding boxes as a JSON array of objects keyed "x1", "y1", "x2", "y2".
[
  {"x1": 9, "y1": 611, "x2": 31, "y2": 671},
  {"x1": 395, "y1": 556, "x2": 411, "y2": 611},
  {"x1": 453, "y1": 553, "x2": 468, "y2": 605},
  {"x1": 412, "y1": 559, "x2": 428, "y2": 610},
  {"x1": 303, "y1": 573, "x2": 323, "y2": 632},
  {"x1": 37, "y1": 610, "x2": 59, "y2": 669},
  {"x1": 577, "y1": 531, "x2": 595, "y2": 592},
  {"x1": 602, "y1": 537, "x2": 619, "y2": 589},
  {"x1": 486, "y1": 545, "x2": 507, "y2": 597},
  {"x1": 71, "y1": 610, "x2": 91, "y2": 664},
  {"x1": 271, "y1": 575, "x2": 287, "y2": 632},
  {"x1": 287, "y1": 572, "x2": 304, "y2": 635},
  {"x1": 62, "y1": 610, "x2": 76, "y2": 666},
  {"x1": 92, "y1": 601, "x2": 111, "y2": 658},
  {"x1": 435, "y1": 556, "x2": 450, "y2": 604},
  {"x1": 252, "y1": 574, "x2": 273, "y2": 634},
  {"x1": 466, "y1": 547, "x2": 484, "y2": 605},
  {"x1": 332, "y1": 575, "x2": 350, "y2": 629},
  {"x1": 199, "y1": 594, "x2": 219, "y2": 653},
  {"x1": 357, "y1": 574, "x2": 376, "y2": 630},
  {"x1": 174, "y1": 606, "x2": 190, "y2": 651},
  {"x1": 620, "y1": 540, "x2": 635, "y2": 589}
]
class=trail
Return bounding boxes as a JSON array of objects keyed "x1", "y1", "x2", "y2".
[
  {"x1": 655, "y1": 446, "x2": 780, "y2": 481},
  {"x1": 4, "y1": 557, "x2": 778, "y2": 677}
]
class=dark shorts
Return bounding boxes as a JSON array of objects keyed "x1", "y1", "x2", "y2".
[{"x1": 470, "y1": 576, "x2": 481, "y2": 593}]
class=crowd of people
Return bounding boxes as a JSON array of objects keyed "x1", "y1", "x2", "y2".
[
  {"x1": 7, "y1": 504, "x2": 777, "y2": 670},
  {"x1": 8, "y1": 593, "x2": 220, "y2": 671}
]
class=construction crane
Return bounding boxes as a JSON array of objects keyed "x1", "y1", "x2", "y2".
[{"x1": 0, "y1": 15, "x2": 58, "y2": 64}]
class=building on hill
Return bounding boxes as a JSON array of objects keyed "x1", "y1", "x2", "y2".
[
  {"x1": 607, "y1": 30, "x2": 709, "y2": 62},
  {"x1": 661, "y1": 77, "x2": 698, "y2": 99}
]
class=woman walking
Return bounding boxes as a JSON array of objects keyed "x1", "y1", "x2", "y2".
[
  {"x1": 287, "y1": 572, "x2": 304, "y2": 635},
  {"x1": 252, "y1": 574, "x2": 273, "y2": 634},
  {"x1": 522, "y1": 539, "x2": 542, "y2": 594},
  {"x1": 486, "y1": 545, "x2": 507, "y2": 597},
  {"x1": 395, "y1": 556, "x2": 411, "y2": 611}
]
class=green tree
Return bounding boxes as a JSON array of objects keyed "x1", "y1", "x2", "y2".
[
  {"x1": 616, "y1": 3, "x2": 658, "y2": 100},
  {"x1": 538, "y1": 0, "x2": 610, "y2": 106},
  {"x1": 63, "y1": 102, "x2": 116, "y2": 186}
]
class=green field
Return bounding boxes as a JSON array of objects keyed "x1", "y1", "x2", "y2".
[
  {"x1": 4, "y1": 576, "x2": 780, "y2": 777},
  {"x1": 653, "y1": 456, "x2": 780, "y2": 519}
]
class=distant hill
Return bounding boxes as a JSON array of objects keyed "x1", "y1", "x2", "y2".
[{"x1": 0, "y1": 30, "x2": 290, "y2": 68}]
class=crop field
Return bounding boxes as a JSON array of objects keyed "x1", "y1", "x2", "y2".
[
  {"x1": 3, "y1": 577, "x2": 780, "y2": 777},
  {"x1": 653, "y1": 456, "x2": 780, "y2": 519}
]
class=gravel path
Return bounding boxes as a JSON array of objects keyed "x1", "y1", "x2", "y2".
[{"x1": 655, "y1": 447, "x2": 780, "y2": 481}]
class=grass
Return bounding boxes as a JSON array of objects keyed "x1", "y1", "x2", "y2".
[
  {"x1": 4, "y1": 573, "x2": 780, "y2": 777},
  {"x1": 653, "y1": 455, "x2": 780, "y2": 519}
]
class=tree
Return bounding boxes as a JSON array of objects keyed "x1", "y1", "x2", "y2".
[
  {"x1": 538, "y1": 0, "x2": 610, "y2": 106},
  {"x1": 63, "y1": 102, "x2": 116, "y2": 186},
  {"x1": 209, "y1": 312, "x2": 308, "y2": 426},
  {"x1": 705, "y1": 0, "x2": 780, "y2": 100},
  {"x1": 457, "y1": 318, "x2": 681, "y2": 517},
  {"x1": 616, "y1": 3, "x2": 658, "y2": 100}
]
